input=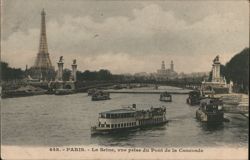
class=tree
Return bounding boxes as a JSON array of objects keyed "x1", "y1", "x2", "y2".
[
  {"x1": 224, "y1": 48, "x2": 249, "y2": 92},
  {"x1": 81, "y1": 70, "x2": 97, "y2": 80},
  {"x1": 97, "y1": 69, "x2": 112, "y2": 80},
  {"x1": 62, "y1": 69, "x2": 71, "y2": 81},
  {"x1": 1, "y1": 61, "x2": 24, "y2": 81}
]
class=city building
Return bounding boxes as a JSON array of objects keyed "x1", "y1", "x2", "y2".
[{"x1": 155, "y1": 60, "x2": 178, "y2": 80}]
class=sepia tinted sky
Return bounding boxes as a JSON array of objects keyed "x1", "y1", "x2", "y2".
[{"x1": 1, "y1": 0, "x2": 249, "y2": 74}]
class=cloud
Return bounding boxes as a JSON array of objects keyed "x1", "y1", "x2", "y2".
[{"x1": 2, "y1": 3, "x2": 248, "y2": 74}]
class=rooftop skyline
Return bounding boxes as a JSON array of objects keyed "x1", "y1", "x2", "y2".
[{"x1": 1, "y1": 0, "x2": 249, "y2": 74}]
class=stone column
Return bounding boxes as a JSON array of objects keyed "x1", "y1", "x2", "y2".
[
  {"x1": 71, "y1": 59, "x2": 77, "y2": 81},
  {"x1": 57, "y1": 56, "x2": 64, "y2": 81},
  {"x1": 212, "y1": 56, "x2": 220, "y2": 82},
  {"x1": 215, "y1": 63, "x2": 220, "y2": 81}
]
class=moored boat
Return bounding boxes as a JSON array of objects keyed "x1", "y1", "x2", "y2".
[
  {"x1": 91, "y1": 104, "x2": 167, "y2": 134},
  {"x1": 186, "y1": 90, "x2": 201, "y2": 105},
  {"x1": 91, "y1": 90, "x2": 110, "y2": 101},
  {"x1": 196, "y1": 98, "x2": 224, "y2": 123},
  {"x1": 2, "y1": 85, "x2": 46, "y2": 98},
  {"x1": 2, "y1": 90, "x2": 34, "y2": 98},
  {"x1": 55, "y1": 88, "x2": 75, "y2": 95},
  {"x1": 160, "y1": 92, "x2": 172, "y2": 102}
]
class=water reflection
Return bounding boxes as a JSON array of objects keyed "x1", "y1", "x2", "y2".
[{"x1": 200, "y1": 122, "x2": 224, "y2": 132}]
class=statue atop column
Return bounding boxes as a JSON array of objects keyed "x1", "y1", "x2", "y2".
[
  {"x1": 59, "y1": 56, "x2": 64, "y2": 63},
  {"x1": 213, "y1": 55, "x2": 220, "y2": 63},
  {"x1": 57, "y1": 56, "x2": 64, "y2": 81}
]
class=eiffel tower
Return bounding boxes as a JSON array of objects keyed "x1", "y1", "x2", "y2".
[{"x1": 29, "y1": 9, "x2": 55, "y2": 81}]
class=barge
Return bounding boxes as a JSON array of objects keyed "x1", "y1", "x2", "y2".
[
  {"x1": 186, "y1": 91, "x2": 201, "y2": 105},
  {"x1": 160, "y1": 92, "x2": 172, "y2": 102},
  {"x1": 196, "y1": 98, "x2": 224, "y2": 123},
  {"x1": 2, "y1": 85, "x2": 46, "y2": 98},
  {"x1": 91, "y1": 104, "x2": 167, "y2": 134},
  {"x1": 92, "y1": 90, "x2": 110, "y2": 101},
  {"x1": 55, "y1": 88, "x2": 75, "y2": 95}
]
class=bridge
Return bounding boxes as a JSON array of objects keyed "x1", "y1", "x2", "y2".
[
  {"x1": 104, "y1": 90, "x2": 190, "y2": 94},
  {"x1": 74, "y1": 80, "x2": 201, "y2": 92}
]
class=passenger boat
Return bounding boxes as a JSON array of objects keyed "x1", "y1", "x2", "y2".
[
  {"x1": 91, "y1": 91, "x2": 110, "y2": 101},
  {"x1": 160, "y1": 92, "x2": 172, "y2": 102},
  {"x1": 186, "y1": 91, "x2": 201, "y2": 105},
  {"x1": 91, "y1": 104, "x2": 167, "y2": 134},
  {"x1": 196, "y1": 98, "x2": 224, "y2": 123}
]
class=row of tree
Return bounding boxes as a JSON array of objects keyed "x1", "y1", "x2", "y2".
[
  {"x1": 222, "y1": 48, "x2": 249, "y2": 92},
  {"x1": 0, "y1": 62, "x2": 24, "y2": 81},
  {"x1": 62, "y1": 69, "x2": 113, "y2": 81}
]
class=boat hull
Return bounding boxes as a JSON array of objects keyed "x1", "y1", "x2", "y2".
[
  {"x1": 186, "y1": 97, "x2": 200, "y2": 105},
  {"x1": 91, "y1": 121, "x2": 168, "y2": 135},
  {"x1": 196, "y1": 110, "x2": 224, "y2": 123},
  {"x1": 2, "y1": 91, "x2": 45, "y2": 98},
  {"x1": 92, "y1": 97, "x2": 111, "y2": 101},
  {"x1": 54, "y1": 89, "x2": 75, "y2": 95},
  {"x1": 160, "y1": 99, "x2": 172, "y2": 102}
]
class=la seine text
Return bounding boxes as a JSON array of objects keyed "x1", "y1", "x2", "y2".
[{"x1": 49, "y1": 147, "x2": 203, "y2": 153}]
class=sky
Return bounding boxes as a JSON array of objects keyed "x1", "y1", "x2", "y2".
[{"x1": 1, "y1": 0, "x2": 249, "y2": 74}]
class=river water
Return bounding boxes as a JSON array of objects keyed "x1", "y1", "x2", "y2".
[{"x1": 1, "y1": 86, "x2": 248, "y2": 147}]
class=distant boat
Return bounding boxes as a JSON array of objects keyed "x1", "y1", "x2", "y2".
[
  {"x1": 160, "y1": 92, "x2": 172, "y2": 102},
  {"x1": 45, "y1": 88, "x2": 55, "y2": 95},
  {"x1": 91, "y1": 104, "x2": 167, "y2": 134},
  {"x1": 2, "y1": 85, "x2": 46, "y2": 98},
  {"x1": 87, "y1": 88, "x2": 97, "y2": 96},
  {"x1": 91, "y1": 90, "x2": 110, "y2": 101},
  {"x1": 55, "y1": 88, "x2": 75, "y2": 95},
  {"x1": 196, "y1": 98, "x2": 224, "y2": 123},
  {"x1": 112, "y1": 85, "x2": 123, "y2": 90}
]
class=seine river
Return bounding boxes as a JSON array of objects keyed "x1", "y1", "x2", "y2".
[{"x1": 1, "y1": 86, "x2": 248, "y2": 147}]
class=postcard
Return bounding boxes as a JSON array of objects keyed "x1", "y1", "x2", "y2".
[{"x1": 1, "y1": 0, "x2": 249, "y2": 159}]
